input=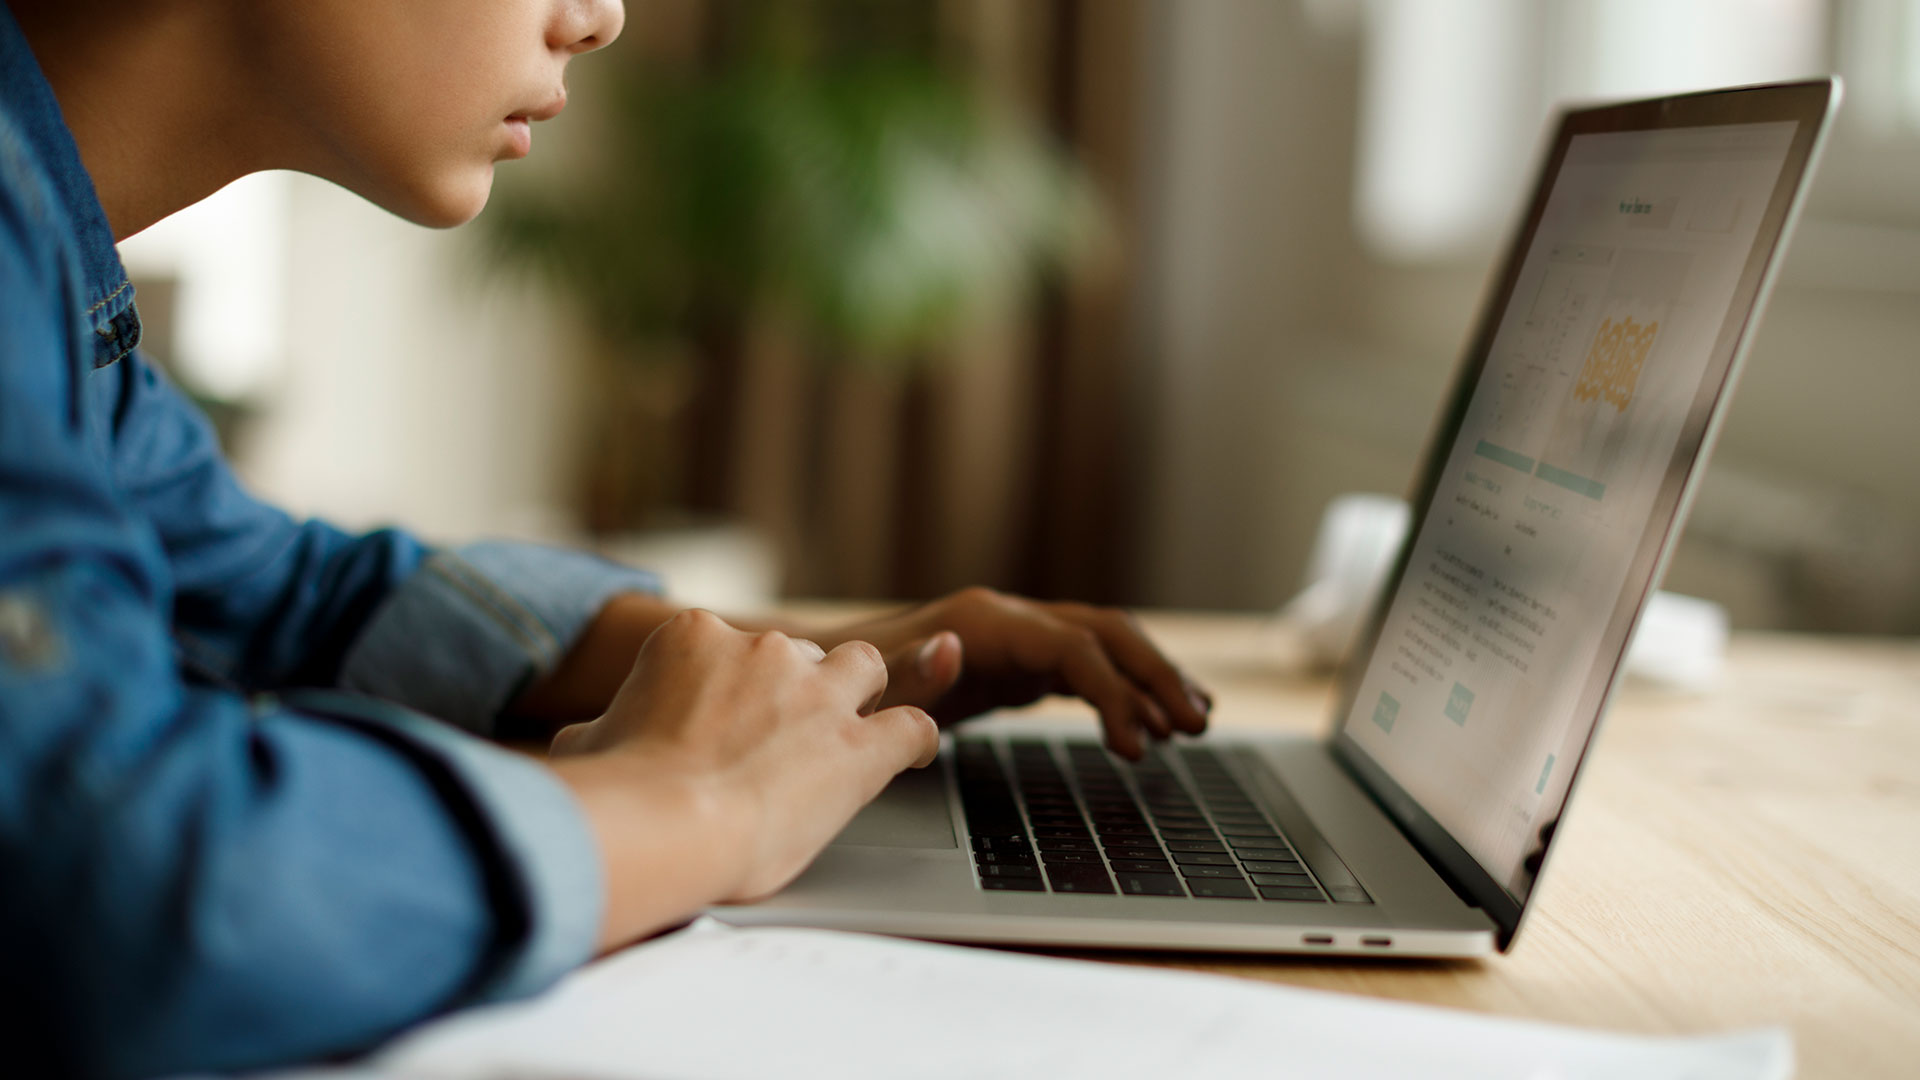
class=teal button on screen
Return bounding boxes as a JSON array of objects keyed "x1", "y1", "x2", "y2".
[
  {"x1": 1445, "y1": 682, "x2": 1474, "y2": 726},
  {"x1": 1372, "y1": 692, "x2": 1400, "y2": 734}
]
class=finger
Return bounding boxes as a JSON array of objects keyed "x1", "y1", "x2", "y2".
[
  {"x1": 1135, "y1": 691, "x2": 1172, "y2": 740},
  {"x1": 821, "y1": 638, "x2": 890, "y2": 714},
  {"x1": 1056, "y1": 605, "x2": 1211, "y2": 734},
  {"x1": 879, "y1": 632, "x2": 963, "y2": 710},
  {"x1": 867, "y1": 704, "x2": 942, "y2": 769},
  {"x1": 1016, "y1": 622, "x2": 1147, "y2": 761}
]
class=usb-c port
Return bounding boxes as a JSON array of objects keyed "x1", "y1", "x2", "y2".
[
  {"x1": 1361, "y1": 936, "x2": 1392, "y2": 948},
  {"x1": 1303, "y1": 934, "x2": 1334, "y2": 946}
]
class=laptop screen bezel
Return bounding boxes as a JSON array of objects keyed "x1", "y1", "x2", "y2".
[{"x1": 1324, "y1": 80, "x2": 1840, "y2": 950}]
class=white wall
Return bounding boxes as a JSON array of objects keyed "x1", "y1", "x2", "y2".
[{"x1": 235, "y1": 175, "x2": 595, "y2": 546}]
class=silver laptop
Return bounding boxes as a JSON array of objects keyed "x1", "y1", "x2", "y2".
[{"x1": 715, "y1": 80, "x2": 1841, "y2": 957}]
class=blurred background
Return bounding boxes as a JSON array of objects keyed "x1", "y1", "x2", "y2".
[{"x1": 119, "y1": 0, "x2": 1920, "y2": 633}]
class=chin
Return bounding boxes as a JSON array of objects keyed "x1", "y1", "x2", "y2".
[{"x1": 387, "y1": 166, "x2": 497, "y2": 230}]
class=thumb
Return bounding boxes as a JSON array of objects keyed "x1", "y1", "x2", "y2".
[{"x1": 880, "y1": 631, "x2": 963, "y2": 710}]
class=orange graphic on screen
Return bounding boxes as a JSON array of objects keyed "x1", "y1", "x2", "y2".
[{"x1": 1573, "y1": 314, "x2": 1658, "y2": 412}]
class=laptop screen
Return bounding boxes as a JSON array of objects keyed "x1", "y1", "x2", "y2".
[{"x1": 1330, "y1": 89, "x2": 1831, "y2": 924}]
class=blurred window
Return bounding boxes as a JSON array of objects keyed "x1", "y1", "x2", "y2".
[
  {"x1": 1838, "y1": 0, "x2": 1920, "y2": 135},
  {"x1": 1355, "y1": 0, "x2": 1829, "y2": 262}
]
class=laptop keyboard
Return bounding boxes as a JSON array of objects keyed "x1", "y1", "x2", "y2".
[{"x1": 958, "y1": 737, "x2": 1364, "y2": 902}]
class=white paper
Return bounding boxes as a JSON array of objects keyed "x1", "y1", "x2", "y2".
[{"x1": 341, "y1": 919, "x2": 1791, "y2": 1080}]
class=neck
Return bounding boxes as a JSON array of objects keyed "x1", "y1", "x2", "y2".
[{"x1": 14, "y1": 1, "x2": 264, "y2": 241}]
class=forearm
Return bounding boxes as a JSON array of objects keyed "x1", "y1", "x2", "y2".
[{"x1": 547, "y1": 753, "x2": 747, "y2": 953}]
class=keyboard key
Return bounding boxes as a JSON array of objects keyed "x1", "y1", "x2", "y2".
[
  {"x1": 1045, "y1": 865, "x2": 1117, "y2": 894},
  {"x1": 1109, "y1": 859, "x2": 1175, "y2": 874},
  {"x1": 1227, "y1": 841, "x2": 1295, "y2": 857},
  {"x1": 1178, "y1": 864, "x2": 1245, "y2": 880},
  {"x1": 1257, "y1": 885, "x2": 1325, "y2": 902},
  {"x1": 972, "y1": 850, "x2": 1037, "y2": 865},
  {"x1": 982, "y1": 876, "x2": 1046, "y2": 892},
  {"x1": 1034, "y1": 826, "x2": 1092, "y2": 839},
  {"x1": 1037, "y1": 837, "x2": 1097, "y2": 852},
  {"x1": 977, "y1": 862, "x2": 1042, "y2": 879},
  {"x1": 1158, "y1": 829, "x2": 1218, "y2": 841},
  {"x1": 1095, "y1": 823, "x2": 1153, "y2": 836},
  {"x1": 1171, "y1": 851, "x2": 1237, "y2": 866},
  {"x1": 1118, "y1": 873, "x2": 1186, "y2": 897},
  {"x1": 1219, "y1": 825, "x2": 1280, "y2": 839},
  {"x1": 1150, "y1": 817, "x2": 1206, "y2": 830},
  {"x1": 1102, "y1": 847, "x2": 1165, "y2": 862},
  {"x1": 1249, "y1": 872, "x2": 1311, "y2": 887},
  {"x1": 1241, "y1": 860, "x2": 1304, "y2": 874},
  {"x1": 1193, "y1": 783, "x2": 1245, "y2": 797},
  {"x1": 1188, "y1": 878, "x2": 1256, "y2": 899},
  {"x1": 1212, "y1": 814, "x2": 1271, "y2": 826},
  {"x1": 970, "y1": 835, "x2": 1029, "y2": 853},
  {"x1": 1164, "y1": 840, "x2": 1227, "y2": 853},
  {"x1": 1040, "y1": 850, "x2": 1104, "y2": 865}
]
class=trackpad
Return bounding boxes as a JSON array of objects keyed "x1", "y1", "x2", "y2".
[{"x1": 831, "y1": 766, "x2": 957, "y2": 848}]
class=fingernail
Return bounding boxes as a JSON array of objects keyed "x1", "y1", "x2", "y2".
[
  {"x1": 1187, "y1": 688, "x2": 1210, "y2": 718},
  {"x1": 917, "y1": 636, "x2": 942, "y2": 677}
]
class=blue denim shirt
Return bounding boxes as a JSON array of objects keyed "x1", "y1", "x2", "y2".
[{"x1": 0, "y1": 8, "x2": 660, "y2": 1077}]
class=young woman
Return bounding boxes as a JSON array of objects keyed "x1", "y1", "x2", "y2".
[{"x1": 0, "y1": 2, "x2": 1211, "y2": 1075}]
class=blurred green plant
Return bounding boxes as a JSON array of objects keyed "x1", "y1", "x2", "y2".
[{"x1": 480, "y1": 6, "x2": 1104, "y2": 364}]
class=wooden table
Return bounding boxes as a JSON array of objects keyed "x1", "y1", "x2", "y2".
[{"x1": 960, "y1": 613, "x2": 1920, "y2": 1080}]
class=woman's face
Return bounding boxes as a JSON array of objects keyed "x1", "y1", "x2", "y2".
[{"x1": 240, "y1": 0, "x2": 625, "y2": 227}]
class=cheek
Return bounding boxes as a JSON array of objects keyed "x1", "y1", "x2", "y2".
[
  {"x1": 364, "y1": 31, "x2": 531, "y2": 225},
  {"x1": 260, "y1": 4, "x2": 522, "y2": 225}
]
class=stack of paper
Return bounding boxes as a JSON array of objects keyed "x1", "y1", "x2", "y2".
[{"x1": 257, "y1": 919, "x2": 1796, "y2": 1080}]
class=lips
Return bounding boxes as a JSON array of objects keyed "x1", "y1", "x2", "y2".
[
  {"x1": 501, "y1": 91, "x2": 565, "y2": 160},
  {"x1": 513, "y1": 92, "x2": 568, "y2": 123},
  {"x1": 503, "y1": 117, "x2": 533, "y2": 159}
]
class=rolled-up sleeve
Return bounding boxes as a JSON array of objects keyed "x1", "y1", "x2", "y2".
[
  {"x1": 97, "y1": 353, "x2": 663, "y2": 734},
  {"x1": 339, "y1": 542, "x2": 661, "y2": 735},
  {"x1": 277, "y1": 691, "x2": 609, "y2": 1004}
]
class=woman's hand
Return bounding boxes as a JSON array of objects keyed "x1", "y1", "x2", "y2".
[
  {"x1": 547, "y1": 609, "x2": 939, "y2": 949},
  {"x1": 813, "y1": 588, "x2": 1213, "y2": 760}
]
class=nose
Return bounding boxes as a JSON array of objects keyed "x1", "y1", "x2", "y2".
[{"x1": 552, "y1": 0, "x2": 625, "y2": 56}]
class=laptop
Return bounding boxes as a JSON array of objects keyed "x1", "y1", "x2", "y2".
[{"x1": 714, "y1": 79, "x2": 1841, "y2": 956}]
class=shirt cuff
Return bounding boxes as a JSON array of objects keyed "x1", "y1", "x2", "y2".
[
  {"x1": 279, "y1": 689, "x2": 606, "y2": 1006},
  {"x1": 338, "y1": 540, "x2": 661, "y2": 736}
]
